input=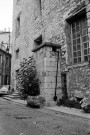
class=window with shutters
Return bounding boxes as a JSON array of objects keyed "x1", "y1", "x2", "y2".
[{"x1": 71, "y1": 15, "x2": 89, "y2": 64}]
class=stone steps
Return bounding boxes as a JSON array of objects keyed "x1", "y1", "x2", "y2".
[{"x1": 3, "y1": 91, "x2": 21, "y2": 99}]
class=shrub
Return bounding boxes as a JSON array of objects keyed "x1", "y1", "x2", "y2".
[
  {"x1": 16, "y1": 56, "x2": 40, "y2": 99},
  {"x1": 57, "y1": 96, "x2": 68, "y2": 106},
  {"x1": 57, "y1": 97, "x2": 81, "y2": 109},
  {"x1": 65, "y1": 98, "x2": 81, "y2": 109}
]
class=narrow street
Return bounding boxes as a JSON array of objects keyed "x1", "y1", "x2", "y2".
[{"x1": 0, "y1": 98, "x2": 89, "y2": 135}]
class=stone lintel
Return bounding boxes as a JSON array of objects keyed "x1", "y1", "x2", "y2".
[
  {"x1": 66, "y1": 2, "x2": 86, "y2": 22},
  {"x1": 32, "y1": 42, "x2": 61, "y2": 52}
]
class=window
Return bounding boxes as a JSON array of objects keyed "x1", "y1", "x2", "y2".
[
  {"x1": 0, "y1": 55, "x2": 2, "y2": 63},
  {"x1": 16, "y1": 49, "x2": 19, "y2": 59},
  {"x1": 4, "y1": 75, "x2": 8, "y2": 85},
  {"x1": 16, "y1": 16, "x2": 20, "y2": 38},
  {"x1": 71, "y1": 16, "x2": 89, "y2": 64},
  {"x1": 34, "y1": 35, "x2": 42, "y2": 46},
  {"x1": 6, "y1": 57, "x2": 9, "y2": 65}
]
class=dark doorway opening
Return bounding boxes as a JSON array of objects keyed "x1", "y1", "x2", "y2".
[{"x1": 61, "y1": 73, "x2": 68, "y2": 99}]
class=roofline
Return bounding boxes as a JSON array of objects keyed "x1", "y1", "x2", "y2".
[{"x1": 0, "y1": 31, "x2": 11, "y2": 34}]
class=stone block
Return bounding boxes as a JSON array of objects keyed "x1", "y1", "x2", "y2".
[
  {"x1": 46, "y1": 100, "x2": 56, "y2": 106},
  {"x1": 44, "y1": 88, "x2": 55, "y2": 95},
  {"x1": 44, "y1": 76, "x2": 55, "y2": 83},
  {"x1": 50, "y1": 61, "x2": 57, "y2": 67},
  {"x1": 46, "y1": 61, "x2": 51, "y2": 67},
  {"x1": 46, "y1": 51, "x2": 51, "y2": 57},
  {"x1": 46, "y1": 47, "x2": 52, "y2": 51},
  {"x1": 46, "y1": 66, "x2": 53, "y2": 71},
  {"x1": 87, "y1": 12, "x2": 90, "y2": 19},
  {"x1": 86, "y1": 4, "x2": 90, "y2": 12},
  {"x1": 49, "y1": 71, "x2": 56, "y2": 76},
  {"x1": 50, "y1": 57, "x2": 56, "y2": 62},
  {"x1": 87, "y1": 19, "x2": 90, "y2": 27},
  {"x1": 57, "y1": 83, "x2": 61, "y2": 88},
  {"x1": 44, "y1": 82, "x2": 52, "y2": 88},
  {"x1": 51, "y1": 83, "x2": 55, "y2": 89}
]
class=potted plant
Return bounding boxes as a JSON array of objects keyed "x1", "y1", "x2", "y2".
[{"x1": 16, "y1": 56, "x2": 45, "y2": 108}]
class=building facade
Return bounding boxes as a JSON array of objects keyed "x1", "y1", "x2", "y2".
[
  {"x1": 0, "y1": 31, "x2": 12, "y2": 87},
  {"x1": 0, "y1": 31, "x2": 12, "y2": 52},
  {"x1": 0, "y1": 48, "x2": 11, "y2": 87},
  {"x1": 12, "y1": 0, "x2": 90, "y2": 106}
]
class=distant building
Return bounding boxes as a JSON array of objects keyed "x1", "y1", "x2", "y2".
[
  {"x1": 0, "y1": 30, "x2": 12, "y2": 53},
  {"x1": 0, "y1": 48, "x2": 11, "y2": 86},
  {"x1": 12, "y1": 0, "x2": 90, "y2": 106},
  {"x1": 0, "y1": 30, "x2": 12, "y2": 87}
]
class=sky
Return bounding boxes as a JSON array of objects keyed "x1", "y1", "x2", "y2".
[{"x1": 0, "y1": 0, "x2": 13, "y2": 32}]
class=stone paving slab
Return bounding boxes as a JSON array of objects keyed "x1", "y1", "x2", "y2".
[{"x1": 3, "y1": 97, "x2": 90, "y2": 119}]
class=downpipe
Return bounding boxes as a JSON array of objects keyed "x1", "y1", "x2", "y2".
[{"x1": 53, "y1": 51, "x2": 59, "y2": 101}]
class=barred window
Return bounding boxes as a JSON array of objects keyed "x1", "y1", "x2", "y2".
[{"x1": 71, "y1": 16, "x2": 89, "y2": 64}]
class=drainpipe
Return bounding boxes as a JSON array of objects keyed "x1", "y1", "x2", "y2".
[{"x1": 53, "y1": 51, "x2": 59, "y2": 101}]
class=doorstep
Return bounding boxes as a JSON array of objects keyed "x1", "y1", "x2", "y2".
[{"x1": 45, "y1": 106, "x2": 90, "y2": 119}]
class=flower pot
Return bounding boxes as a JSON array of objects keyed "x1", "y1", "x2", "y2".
[{"x1": 26, "y1": 95, "x2": 45, "y2": 108}]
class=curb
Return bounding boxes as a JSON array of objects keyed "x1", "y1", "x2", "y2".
[
  {"x1": 2, "y1": 97, "x2": 90, "y2": 119},
  {"x1": 45, "y1": 106, "x2": 90, "y2": 119}
]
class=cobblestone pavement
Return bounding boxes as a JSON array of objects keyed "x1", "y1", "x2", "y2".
[{"x1": 0, "y1": 98, "x2": 90, "y2": 135}]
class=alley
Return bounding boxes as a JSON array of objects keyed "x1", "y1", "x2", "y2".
[{"x1": 0, "y1": 98, "x2": 89, "y2": 135}]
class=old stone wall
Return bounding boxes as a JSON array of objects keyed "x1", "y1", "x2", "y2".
[
  {"x1": 11, "y1": 0, "x2": 36, "y2": 88},
  {"x1": 34, "y1": 46, "x2": 61, "y2": 106},
  {"x1": 67, "y1": 66, "x2": 90, "y2": 98},
  {"x1": 12, "y1": 0, "x2": 90, "y2": 105}
]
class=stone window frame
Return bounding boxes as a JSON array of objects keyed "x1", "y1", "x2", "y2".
[{"x1": 66, "y1": 5, "x2": 89, "y2": 65}]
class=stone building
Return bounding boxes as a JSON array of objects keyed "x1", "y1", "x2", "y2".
[
  {"x1": 12, "y1": 0, "x2": 90, "y2": 106},
  {"x1": 0, "y1": 30, "x2": 12, "y2": 87},
  {"x1": 0, "y1": 46, "x2": 11, "y2": 87}
]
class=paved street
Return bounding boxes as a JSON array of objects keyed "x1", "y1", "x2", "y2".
[{"x1": 0, "y1": 98, "x2": 90, "y2": 135}]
